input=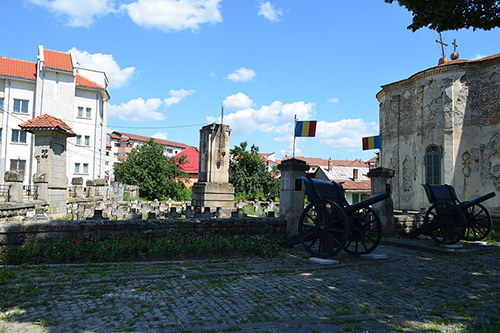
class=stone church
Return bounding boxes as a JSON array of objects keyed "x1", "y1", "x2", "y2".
[{"x1": 377, "y1": 52, "x2": 500, "y2": 220}]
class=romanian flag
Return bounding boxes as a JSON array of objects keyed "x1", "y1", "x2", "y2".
[
  {"x1": 362, "y1": 135, "x2": 381, "y2": 150},
  {"x1": 294, "y1": 120, "x2": 317, "y2": 137}
]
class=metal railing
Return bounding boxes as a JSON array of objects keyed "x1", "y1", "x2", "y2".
[
  {"x1": 0, "y1": 184, "x2": 11, "y2": 202},
  {"x1": 23, "y1": 185, "x2": 38, "y2": 201}
]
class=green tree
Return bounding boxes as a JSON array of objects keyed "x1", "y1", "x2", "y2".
[
  {"x1": 229, "y1": 142, "x2": 280, "y2": 200},
  {"x1": 114, "y1": 139, "x2": 188, "y2": 200},
  {"x1": 385, "y1": 0, "x2": 500, "y2": 31}
]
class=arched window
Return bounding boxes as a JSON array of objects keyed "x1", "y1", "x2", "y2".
[{"x1": 425, "y1": 145, "x2": 441, "y2": 184}]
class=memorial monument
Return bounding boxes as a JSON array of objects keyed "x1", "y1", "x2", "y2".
[{"x1": 192, "y1": 123, "x2": 235, "y2": 215}]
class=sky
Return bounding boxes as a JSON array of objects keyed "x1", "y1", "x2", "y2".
[{"x1": 3, "y1": 0, "x2": 500, "y2": 161}]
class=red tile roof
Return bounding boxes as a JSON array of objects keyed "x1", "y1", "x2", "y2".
[
  {"x1": 0, "y1": 51, "x2": 105, "y2": 90},
  {"x1": 19, "y1": 114, "x2": 76, "y2": 136},
  {"x1": 44, "y1": 49, "x2": 73, "y2": 72},
  {"x1": 175, "y1": 146, "x2": 199, "y2": 173},
  {"x1": 0, "y1": 57, "x2": 36, "y2": 80},
  {"x1": 336, "y1": 179, "x2": 371, "y2": 191},
  {"x1": 76, "y1": 74, "x2": 104, "y2": 89},
  {"x1": 437, "y1": 53, "x2": 500, "y2": 68},
  {"x1": 111, "y1": 131, "x2": 189, "y2": 149}
]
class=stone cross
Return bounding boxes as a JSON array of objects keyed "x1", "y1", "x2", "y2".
[{"x1": 435, "y1": 33, "x2": 448, "y2": 57}]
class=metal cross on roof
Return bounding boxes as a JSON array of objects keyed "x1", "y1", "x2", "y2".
[
  {"x1": 452, "y1": 39, "x2": 458, "y2": 52},
  {"x1": 435, "y1": 32, "x2": 448, "y2": 57}
]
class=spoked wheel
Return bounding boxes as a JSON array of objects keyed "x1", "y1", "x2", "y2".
[
  {"x1": 463, "y1": 203, "x2": 492, "y2": 241},
  {"x1": 299, "y1": 199, "x2": 349, "y2": 258},
  {"x1": 424, "y1": 202, "x2": 467, "y2": 244},
  {"x1": 344, "y1": 207, "x2": 382, "y2": 255}
]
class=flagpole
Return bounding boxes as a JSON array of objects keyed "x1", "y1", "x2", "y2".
[{"x1": 293, "y1": 115, "x2": 297, "y2": 158}]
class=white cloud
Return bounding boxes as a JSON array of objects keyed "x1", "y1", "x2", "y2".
[
  {"x1": 328, "y1": 97, "x2": 340, "y2": 103},
  {"x1": 223, "y1": 93, "x2": 254, "y2": 110},
  {"x1": 109, "y1": 97, "x2": 165, "y2": 122},
  {"x1": 472, "y1": 53, "x2": 487, "y2": 60},
  {"x1": 29, "y1": 0, "x2": 115, "y2": 27},
  {"x1": 152, "y1": 132, "x2": 168, "y2": 140},
  {"x1": 258, "y1": 1, "x2": 282, "y2": 22},
  {"x1": 164, "y1": 89, "x2": 195, "y2": 107},
  {"x1": 226, "y1": 67, "x2": 256, "y2": 82},
  {"x1": 316, "y1": 119, "x2": 378, "y2": 148},
  {"x1": 69, "y1": 48, "x2": 135, "y2": 89},
  {"x1": 123, "y1": 0, "x2": 222, "y2": 32},
  {"x1": 208, "y1": 99, "x2": 315, "y2": 136}
]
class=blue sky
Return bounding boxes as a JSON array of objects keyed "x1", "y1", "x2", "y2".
[{"x1": 3, "y1": 0, "x2": 500, "y2": 161}]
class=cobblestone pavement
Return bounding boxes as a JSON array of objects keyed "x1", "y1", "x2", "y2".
[{"x1": 1, "y1": 239, "x2": 499, "y2": 332}]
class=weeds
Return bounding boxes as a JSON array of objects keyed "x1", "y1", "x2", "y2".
[{"x1": 0, "y1": 232, "x2": 284, "y2": 265}]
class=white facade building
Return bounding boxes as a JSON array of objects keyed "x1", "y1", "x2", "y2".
[{"x1": 0, "y1": 46, "x2": 109, "y2": 185}]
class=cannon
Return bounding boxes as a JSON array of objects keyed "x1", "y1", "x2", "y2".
[
  {"x1": 410, "y1": 184, "x2": 496, "y2": 244},
  {"x1": 299, "y1": 177, "x2": 390, "y2": 258}
]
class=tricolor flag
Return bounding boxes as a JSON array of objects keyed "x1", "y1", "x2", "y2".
[
  {"x1": 294, "y1": 120, "x2": 317, "y2": 137},
  {"x1": 362, "y1": 135, "x2": 381, "y2": 150}
]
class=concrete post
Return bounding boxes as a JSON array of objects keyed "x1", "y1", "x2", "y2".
[
  {"x1": 4, "y1": 171, "x2": 24, "y2": 203},
  {"x1": 367, "y1": 167, "x2": 395, "y2": 236},
  {"x1": 278, "y1": 158, "x2": 309, "y2": 236}
]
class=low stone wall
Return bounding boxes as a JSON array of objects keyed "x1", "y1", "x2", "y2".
[
  {"x1": 394, "y1": 213, "x2": 425, "y2": 234},
  {"x1": 0, "y1": 217, "x2": 287, "y2": 246}
]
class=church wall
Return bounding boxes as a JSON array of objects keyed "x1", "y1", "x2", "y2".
[{"x1": 378, "y1": 57, "x2": 500, "y2": 217}]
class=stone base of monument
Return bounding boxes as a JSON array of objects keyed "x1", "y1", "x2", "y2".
[{"x1": 192, "y1": 182, "x2": 235, "y2": 217}]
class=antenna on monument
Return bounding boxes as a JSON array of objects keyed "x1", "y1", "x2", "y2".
[{"x1": 221, "y1": 104, "x2": 224, "y2": 126}]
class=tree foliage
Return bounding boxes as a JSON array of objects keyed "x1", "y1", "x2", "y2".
[
  {"x1": 114, "y1": 139, "x2": 188, "y2": 200},
  {"x1": 229, "y1": 142, "x2": 280, "y2": 201},
  {"x1": 385, "y1": 0, "x2": 500, "y2": 31}
]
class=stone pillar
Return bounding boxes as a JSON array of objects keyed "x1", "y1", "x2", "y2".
[
  {"x1": 278, "y1": 158, "x2": 309, "y2": 236},
  {"x1": 33, "y1": 173, "x2": 48, "y2": 201},
  {"x1": 21, "y1": 123, "x2": 76, "y2": 218},
  {"x1": 192, "y1": 123, "x2": 235, "y2": 216},
  {"x1": 367, "y1": 167, "x2": 395, "y2": 236},
  {"x1": 4, "y1": 171, "x2": 24, "y2": 203},
  {"x1": 72, "y1": 177, "x2": 84, "y2": 198}
]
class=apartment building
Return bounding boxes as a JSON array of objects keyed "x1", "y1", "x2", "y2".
[{"x1": 0, "y1": 46, "x2": 109, "y2": 185}]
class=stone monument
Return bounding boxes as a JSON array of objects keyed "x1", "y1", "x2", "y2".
[
  {"x1": 19, "y1": 114, "x2": 76, "y2": 218},
  {"x1": 192, "y1": 123, "x2": 234, "y2": 215}
]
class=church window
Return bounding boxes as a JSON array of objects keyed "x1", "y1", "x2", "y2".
[{"x1": 425, "y1": 145, "x2": 441, "y2": 185}]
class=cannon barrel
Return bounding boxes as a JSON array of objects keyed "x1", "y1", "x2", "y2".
[
  {"x1": 459, "y1": 192, "x2": 496, "y2": 210},
  {"x1": 346, "y1": 192, "x2": 390, "y2": 215}
]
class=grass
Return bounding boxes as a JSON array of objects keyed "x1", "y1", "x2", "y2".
[{"x1": 0, "y1": 232, "x2": 284, "y2": 265}]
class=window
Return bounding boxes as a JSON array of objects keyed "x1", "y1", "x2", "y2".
[
  {"x1": 83, "y1": 163, "x2": 89, "y2": 174},
  {"x1": 86, "y1": 107, "x2": 91, "y2": 118},
  {"x1": 13, "y1": 99, "x2": 29, "y2": 113},
  {"x1": 425, "y1": 145, "x2": 441, "y2": 185},
  {"x1": 84, "y1": 135, "x2": 90, "y2": 146},
  {"x1": 78, "y1": 106, "x2": 83, "y2": 117},
  {"x1": 11, "y1": 129, "x2": 27, "y2": 143},
  {"x1": 76, "y1": 135, "x2": 82, "y2": 145},
  {"x1": 0, "y1": 98, "x2": 4, "y2": 110},
  {"x1": 75, "y1": 163, "x2": 80, "y2": 173},
  {"x1": 10, "y1": 159, "x2": 26, "y2": 172},
  {"x1": 352, "y1": 193, "x2": 360, "y2": 204},
  {"x1": 0, "y1": 128, "x2": 2, "y2": 143}
]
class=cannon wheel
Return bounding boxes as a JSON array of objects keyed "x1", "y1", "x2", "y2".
[
  {"x1": 344, "y1": 207, "x2": 382, "y2": 255},
  {"x1": 424, "y1": 202, "x2": 467, "y2": 244},
  {"x1": 299, "y1": 199, "x2": 349, "y2": 258},
  {"x1": 463, "y1": 203, "x2": 492, "y2": 241}
]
